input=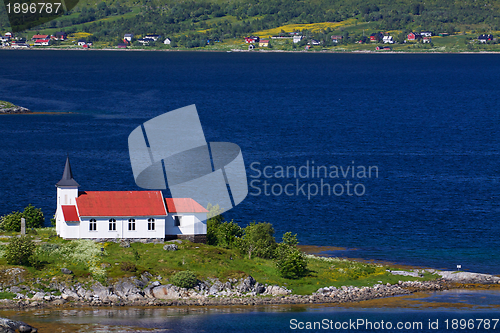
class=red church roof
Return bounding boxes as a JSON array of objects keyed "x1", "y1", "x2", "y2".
[
  {"x1": 165, "y1": 198, "x2": 208, "y2": 213},
  {"x1": 62, "y1": 205, "x2": 79, "y2": 222},
  {"x1": 76, "y1": 191, "x2": 167, "y2": 217}
]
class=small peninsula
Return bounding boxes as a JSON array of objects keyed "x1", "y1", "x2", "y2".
[{"x1": 0, "y1": 101, "x2": 32, "y2": 114}]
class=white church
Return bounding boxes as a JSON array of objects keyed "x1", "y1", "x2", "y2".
[{"x1": 54, "y1": 158, "x2": 208, "y2": 242}]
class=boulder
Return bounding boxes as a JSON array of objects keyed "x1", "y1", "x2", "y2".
[
  {"x1": 61, "y1": 268, "x2": 72, "y2": 275},
  {"x1": 61, "y1": 290, "x2": 79, "y2": 301},
  {"x1": 163, "y1": 244, "x2": 178, "y2": 251},
  {"x1": 0, "y1": 317, "x2": 37, "y2": 333},
  {"x1": 265, "y1": 285, "x2": 291, "y2": 296},
  {"x1": 151, "y1": 285, "x2": 181, "y2": 299},
  {"x1": 236, "y1": 276, "x2": 256, "y2": 293},
  {"x1": 31, "y1": 292, "x2": 45, "y2": 301}
]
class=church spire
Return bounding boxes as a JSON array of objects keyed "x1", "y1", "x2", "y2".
[{"x1": 56, "y1": 157, "x2": 80, "y2": 187}]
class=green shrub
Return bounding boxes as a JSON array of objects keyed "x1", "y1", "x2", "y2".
[
  {"x1": 215, "y1": 220, "x2": 243, "y2": 249},
  {"x1": 120, "y1": 261, "x2": 137, "y2": 272},
  {"x1": 275, "y1": 245, "x2": 307, "y2": 279},
  {"x1": 275, "y1": 232, "x2": 307, "y2": 279},
  {"x1": 4, "y1": 236, "x2": 35, "y2": 266},
  {"x1": 170, "y1": 270, "x2": 197, "y2": 289},
  {"x1": 0, "y1": 204, "x2": 45, "y2": 232},
  {"x1": 0, "y1": 211, "x2": 23, "y2": 232},
  {"x1": 206, "y1": 204, "x2": 224, "y2": 245},
  {"x1": 239, "y1": 222, "x2": 276, "y2": 259}
]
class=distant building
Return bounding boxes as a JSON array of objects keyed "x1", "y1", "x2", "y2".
[
  {"x1": 248, "y1": 44, "x2": 254, "y2": 50},
  {"x1": 138, "y1": 38, "x2": 151, "y2": 45},
  {"x1": 163, "y1": 38, "x2": 171, "y2": 45},
  {"x1": 143, "y1": 35, "x2": 161, "y2": 41},
  {"x1": 32, "y1": 34, "x2": 49, "y2": 41},
  {"x1": 478, "y1": 34, "x2": 493, "y2": 43},
  {"x1": 117, "y1": 43, "x2": 128, "y2": 48},
  {"x1": 376, "y1": 46, "x2": 392, "y2": 51},
  {"x1": 309, "y1": 39, "x2": 321, "y2": 45},
  {"x1": 34, "y1": 39, "x2": 50, "y2": 46},
  {"x1": 259, "y1": 39, "x2": 269, "y2": 47},
  {"x1": 383, "y1": 36, "x2": 394, "y2": 44},
  {"x1": 421, "y1": 32, "x2": 432, "y2": 37},
  {"x1": 53, "y1": 32, "x2": 67, "y2": 40},
  {"x1": 407, "y1": 32, "x2": 421, "y2": 41},
  {"x1": 330, "y1": 35, "x2": 342, "y2": 43},
  {"x1": 5, "y1": 32, "x2": 12, "y2": 38},
  {"x1": 422, "y1": 36, "x2": 432, "y2": 43},
  {"x1": 293, "y1": 35, "x2": 303, "y2": 43},
  {"x1": 77, "y1": 39, "x2": 86, "y2": 46},
  {"x1": 244, "y1": 36, "x2": 259, "y2": 43},
  {"x1": 124, "y1": 33, "x2": 134, "y2": 42},
  {"x1": 370, "y1": 32, "x2": 383, "y2": 42}
]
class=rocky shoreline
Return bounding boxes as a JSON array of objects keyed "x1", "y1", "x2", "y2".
[
  {"x1": 1, "y1": 268, "x2": 499, "y2": 310},
  {"x1": 0, "y1": 106, "x2": 32, "y2": 114}
]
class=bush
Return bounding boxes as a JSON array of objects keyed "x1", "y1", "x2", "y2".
[
  {"x1": 275, "y1": 245, "x2": 307, "y2": 279},
  {"x1": 170, "y1": 270, "x2": 197, "y2": 289},
  {"x1": 120, "y1": 261, "x2": 137, "y2": 272},
  {"x1": 0, "y1": 204, "x2": 45, "y2": 232},
  {"x1": 239, "y1": 222, "x2": 276, "y2": 259},
  {"x1": 206, "y1": 204, "x2": 224, "y2": 245},
  {"x1": 4, "y1": 236, "x2": 35, "y2": 266},
  {"x1": 275, "y1": 232, "x2": 307, "y2": 279},
  {"x1": 215, "y1": 220, "x2": 243, "y2": 249}
]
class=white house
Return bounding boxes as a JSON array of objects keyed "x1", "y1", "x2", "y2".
[
  {"x1": 421, "y1": 32, "x2": 432, "y2": 37},
  {"x1": 55, "y1": 157, "x2": 208, "y2": 242},
  {"x1": 383, "y1": 36, "x2": 394, "y2": 44},
  {"x1": 124, "y1": 33, "x2": 134, "y2": 42},
  {"x1": 163, "y1": 38, "x2": 171, "y2": 45},
  {"x1": 293, "y1": 35, "x2": 302, "y2": 43}
]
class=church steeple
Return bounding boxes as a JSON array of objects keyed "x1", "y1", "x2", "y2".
[{"x1": 56, "y1": 157, "x2": 80, "y2": 187}]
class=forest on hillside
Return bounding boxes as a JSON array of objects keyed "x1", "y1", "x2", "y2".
[{"x1": 1, "y1": 0, "x2": 499, "y2": 46}]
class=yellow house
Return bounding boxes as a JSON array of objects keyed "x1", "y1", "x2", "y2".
[{"x1": 259, "y1": 39, "x2": 269, "y2": 47}]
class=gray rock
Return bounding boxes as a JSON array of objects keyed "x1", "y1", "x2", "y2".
[
  {"x1": 61, "y1": 290, "x2": 79, "y2": 301},
  {"x1": 236, "y1": 276, "x2": 256, "y2": 293},
  {"x1": 31, "y1": 292, "x2": 45, "y2": 301},
  {"x1": 255, "y1": 282, "x2": 265, "y2": 294},
  {"x1": 113, "y1": 279, "x2": 140, "y2": 298},
  {"x1": 209, "y1": 281, "x2": 224, "y2": 295},
  {"x1": 163, "y1": 244, "x2": 178, "y2": 251},
  {"x1": 0, "y1": 317, "x2": 37, "y2": 333},
  {"x1": 9, "y1": 286, "x2": 21, "y2": 293},
  {"x1": 61, "y1": 268, "x2": 72, "y2": 275},
  {"x1": 119, "y1": 240, "x2": 130, "y2": 248},
  {"x1": 151, "y1": 285, "x2": 181, "y2": 299}
]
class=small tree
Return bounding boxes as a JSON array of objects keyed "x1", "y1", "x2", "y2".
[
  {"x1": 4, "y1": 236, "x2": 35, "y2": 266},
  {"x1": 275, "y1": 232, "x2": 307, "y2": 279},
  {"x1": 206, "y1": 204, "x2": 224, "y2": 245},
  {"x1": 215, "y1": 220, "x2": 243, "y2": 249},
  {"x1": 0, "y1": 205, "x2": 44, "y2": 232},
  {"x1": 170, "y1": 270, "x2": 197, "y2": 289},
  {"x1": 239, "y1": 222, "x2": 276, "y2": 259},
  {"x1": 276, "y1": 247, "x2": 307, "y2": 279}
]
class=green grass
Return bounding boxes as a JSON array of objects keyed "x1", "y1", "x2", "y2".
[
  {"x1": 0, "y1": 228, "x2": 440, "y2": 295},
  {"x1": 0, "y1": 101, "x2": 16, "y2": 109},
  {"x1": 0, "y1": 292, "x2": 16, "y2": 299}
]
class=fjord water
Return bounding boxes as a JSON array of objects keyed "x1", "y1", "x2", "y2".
[{"x1": 0, "y1": 51, "x2": 499, "y2": 274}]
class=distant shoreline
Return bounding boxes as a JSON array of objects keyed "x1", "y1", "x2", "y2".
[{"x1": 2, "y1": 47, "x2": 500, "y2": 54}]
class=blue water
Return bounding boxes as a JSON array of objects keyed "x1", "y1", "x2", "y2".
[
  {"x1": 3, "y1": 292, "x2": 500, "y2": 333},
  {"x1": 0, "y1": 51, "x2": 499, "y2": 274}
]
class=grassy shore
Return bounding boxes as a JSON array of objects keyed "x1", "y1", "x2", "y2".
[{"x1": 0, "y1": 228, "x2": 439, "y2": 299}]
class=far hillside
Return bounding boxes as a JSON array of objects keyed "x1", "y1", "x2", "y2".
[{"x1": 1, "y1": 0, "x2": 499, "y2": 49}]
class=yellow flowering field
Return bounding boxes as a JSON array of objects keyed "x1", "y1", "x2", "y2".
[{"x1": 253, "y1": 19, "x2": 357, "y2": 37}]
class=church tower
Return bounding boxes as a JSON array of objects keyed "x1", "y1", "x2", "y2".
[
  {"x1": 56, "y1": 157, "x2": 80, "y2": 206},
  {"x1": 55, "y1": 157, "x2": 80, "y2": 234}
]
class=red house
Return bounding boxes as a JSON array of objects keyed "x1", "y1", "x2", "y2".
[
  {"x1": 32, "y1": 34, "x2": 49, "y2": 41},
  {"x1": 407, "y1": 32, "x2": 421, "y2": 41}
]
